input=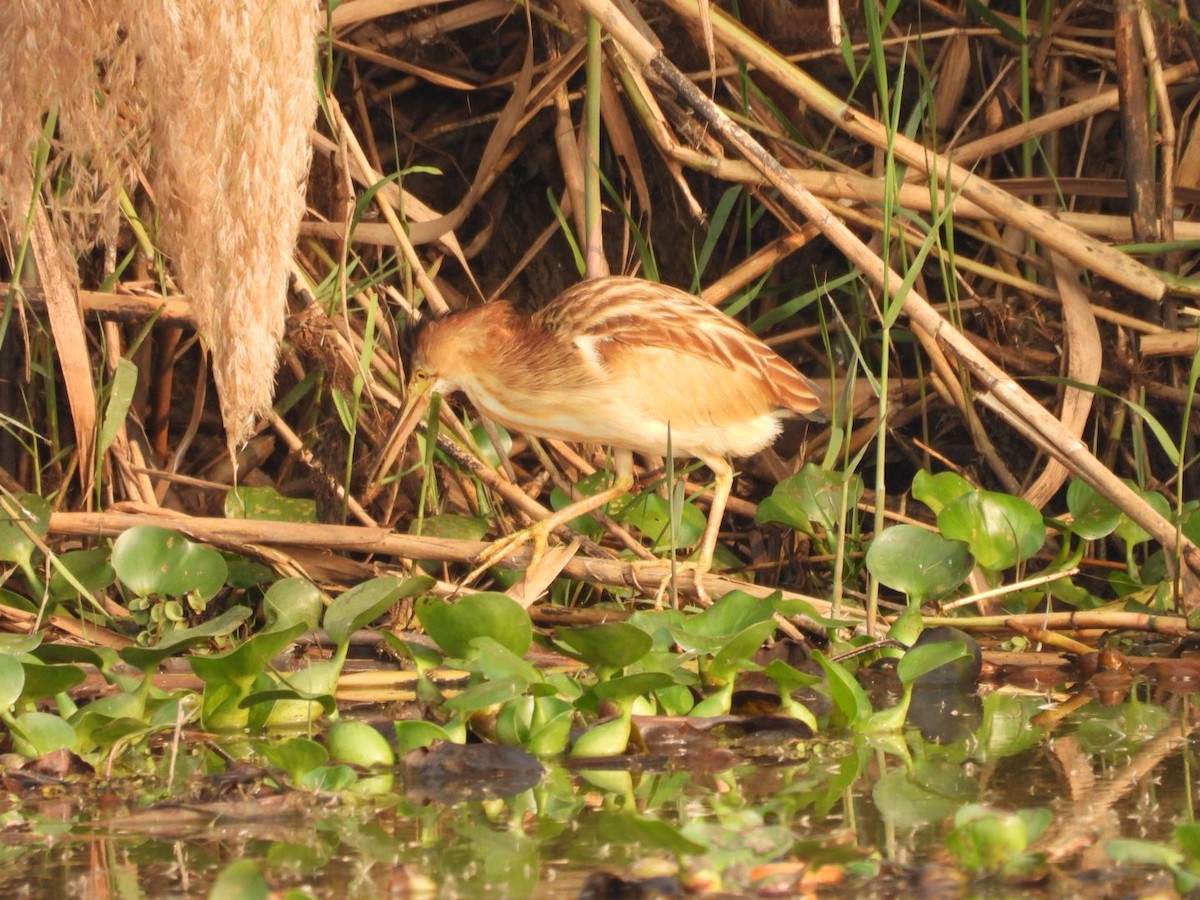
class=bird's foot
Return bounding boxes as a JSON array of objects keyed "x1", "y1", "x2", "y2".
[
  {"x1": 630, "y1": 558, "x2": 713, "y2": 609},
  {"x1": 465, "y1": 520, "x2": 554, "y2": 585}
]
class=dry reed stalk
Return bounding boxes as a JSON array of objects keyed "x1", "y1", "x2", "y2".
[{"x1": 1, "y1": 1, "x2": 319, "y2": 456}]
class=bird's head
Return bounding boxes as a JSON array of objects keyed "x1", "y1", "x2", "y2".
[{"x1": 392, "y1": 303, "x2": 509, "y2": 448}]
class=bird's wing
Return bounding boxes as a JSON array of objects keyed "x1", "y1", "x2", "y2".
[{"x1": 537, "y1": 277, "x2": 822, "y2": 416}]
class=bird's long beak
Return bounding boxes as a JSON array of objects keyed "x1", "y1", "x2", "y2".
[{"x1": 365, "y1": 376, "x2": 436, "y2": 500}]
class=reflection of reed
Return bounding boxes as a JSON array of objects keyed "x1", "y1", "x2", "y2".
[{"x1": 1033, "y1": 718, "x2": 1191, "y2": 863}]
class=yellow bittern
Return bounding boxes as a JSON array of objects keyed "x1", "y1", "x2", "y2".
[{"x1": 391, "y1": 276, "x2": 823, "y2": 595}]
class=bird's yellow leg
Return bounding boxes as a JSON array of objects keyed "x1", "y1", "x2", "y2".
[
  {"x1": 466, "y1": 450, "x2": 635, "y2": 583},
  {"x1": 631, "y1": 456, "x2": 733, "y2": 607}
]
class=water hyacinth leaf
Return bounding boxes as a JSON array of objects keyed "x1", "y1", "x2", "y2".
[
  {"x1": 444, "y1": 676, "x2": 528, "y2": 713},
  {"x1": 395, "y1": 719, "x2": 457, "y2": 753},
  {"x1": 224, "y1": 485, "x2": 318, "y2": 523},
  {"x1": 119, "y1": 605, "x2": 252, "y2": 671},
  {"x1": 262, "y1": 577, "x2": 325, "y2": 633},
  {"x1": 570, "y1": 708, "x2": 632, "y2": 758},
  {"x1": 553, "y1": 471, "x2": 623, "y2": 539},
  {"x1": 0, "y1": 634, "x2": 42, "y2": 655},
  {"x1": 1176, "y1": 822, "x2": 1200, "y2": 861},
  {"x1": 323, "y1": 575, "x2": 432, "y2": 646},
  {"x1": 468, "y1": 636, "x2": 543, "y2": 686},
  {"x1": 593, "y1": 811, "x2": 707, "y2": 856},
  {"x1": 1106, "y1": 838, "x2": 1188, "y2": 873},
  {"x1": 895, "y1": 641, "x2": 975, "y2": 689},
  {"x1": 912, "y1": 469, "x2": 975, "y2": 515},
  {"x1": 687, "y1": 590, "x2": 775, "y2": 639},
  {"x1": 945, "y1": 805, "x2": 1048, "y2": 872},
  {"x1": 909, "y1": 627, "x2": 982, "y2": 687},
  {"x1": 210, "y1": 860, "x2": 270, "y2": 900},
  {"x1": 408, "y1": 513, "x2": 489, "y2": 542},
  {"x1": 326, "y1": 720, "x2": 395, "y2": 768},
  {"x1": 300, "y1": 764, "x2": 358, "y2": 793},
  {"x1": 18, "y1": 661, "x2": 86, "y2": 702},
  {"x1": 47, "y1": 548, "x2": 115, "y2": 601},
  {"x1": 591, "y1": 671, "x2": 673, "y2": 702},
  {"x1": 254, "y1": 668, "x2": 340, "y2": 728},
  {"x1": 773, "y1": 596, "x2": 859, "y2": 629},
  {"x1": 111, "y1": 525, "x2": 227, "y2": 600},
  {"x1": 190, "y1": 621, "x2": 309, "y2": 688},
  {"x1": 873, "y1": 767, "x2": 964, "y2": 828},
  {"x1": 708, "y1": 620, "x2": 777, "y2": 685},
  {"x1": 756, "y1": 464, "x2": 861, "y2": 533},
  {"x1": 617, "y1": 490, "x2": 705, "y2": 550},
  {"x1": 977, "y1": 693, "x2": 1044, "y2": 758},
  {"x1": 0, "y1": 588, "x2": 36, "y2": 614},
  {"x1": 261, "y1": 737, "x2": 328, "y2": 784},
  {"x1": 555, "y1": 622, "x2": 652, "y2": 673},
  {"x1": 224, "y1": 558, "x2": 275, "y2": 590},
  {"x1": 1113, "y1": 483, "x2": 1171, "y2": 547},
  {"x1": 812, "y1": 650, "x2": 872, "y2": 726},
  {"x1": 1065, "y1": 479, "x2": 1121, "y2": 540},
  {"x1": 9, "y1": 711, "x2": 76, "y2": 758},
  {"x1": 416, "y1": 591, "x2": 532, "y2": 659},
  {"x1": 937, "y1": 490, "x2": 1045, "y2": 572},
  {"x1": 0, "y1": 493, "x2": 52, "y2": 566},
  {"x1": 865, "y1": 524, "x2": 973, "y2": 602},
  {"x1": 0, "y1": 653, "x2": 26, "y2": 709}
]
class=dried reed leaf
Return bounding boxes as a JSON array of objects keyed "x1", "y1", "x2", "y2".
[{"x1": 30, "y1": 203, "x2": 96, "y2": 491}]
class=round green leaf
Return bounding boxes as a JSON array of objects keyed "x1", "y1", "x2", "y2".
[
  {"x1": 48, "y1": 548, "x2": 115, "y2": 601},
  {"x1": 1113, "y1": 482, "x2": 1171, "y2": 547},
  {"x1": 911, "y1": 469, "x2": 974, "y2": 515},
  {"x1": 756, "y1": 463, "x2": 863, "y2": 533},
  {"x1": 865, "y1": 524, "x2": 973, "y2": 602},
  {"x1": 323, "y1": 575, "x2": 432, "y2": 646},
  {"x1": 327, "y1": 720, "x2": 395, "y2": 768},
  {"x1": 0, "y1": 493, "x2": 51, "y2": 566},
  {"x1": 111, "y1": 526, "x2": 227, "y2": 600},
  {"x1": 552, "y1": 471, "x2": 624, "y2": 539},
  {"x1": 591, "y1": 672, "x2": 673, "y2": 702},
  {"x1": 210, "y1": 860, "x2": 270, "y2": 900},
  {"x1": 224, "y1": 485, "x2": 317, "y2": 523},
  {"x1": 1065, "y1": 480, "x2": 1121, "y2": 541},
  {"x1": 0, "y1": 653, "x2": 25, "y2": 709},
  {"x1": 416, "y1": 592, "x2": 532, "y2": 658},
  {"x1": 10, "y1": 711, "x2": 76, "y2": 758},
  {"x1": 937, "y1": 490, "x2": 1045, "y2": 572},
  {"x1": 555, "y1": 622, "x2": 652, "y2": 672},
  {"x1": 409, "y1": 514, "x2": 489, "y2": 542},
  {"x1": 394, "y1": 719, "x2": 456, "y2": 753},
  {"x1": 19, "y1": 661, "x2": 86, "y2": 701},
  {"x1": 615, "y1": 491, "x2": 705, "y2": 551},
  {"x1": 262, "y1": 578, "x2": 325, "y2": 633}
]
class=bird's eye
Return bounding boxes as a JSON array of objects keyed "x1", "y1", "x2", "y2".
[{"x1": 412, "y1": 368, "x2": 428, "y2": 383}]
